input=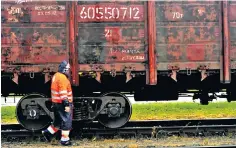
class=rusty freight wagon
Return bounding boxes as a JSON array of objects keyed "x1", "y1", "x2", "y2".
[{"x1": 1, "y1": 0, "x2": 236, "y2": 130}]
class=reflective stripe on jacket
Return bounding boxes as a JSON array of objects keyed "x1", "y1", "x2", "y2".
[{"x1": 51, "y1": 72, "x2": 73, "y2": 103}]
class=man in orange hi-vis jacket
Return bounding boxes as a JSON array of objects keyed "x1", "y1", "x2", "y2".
[{"x1": 42, "y1": 60, "x2": 73, "y2": 146}]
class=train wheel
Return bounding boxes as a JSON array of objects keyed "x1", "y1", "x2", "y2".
[
  {"x1": 16, "y1": 93, "x2": 53, "y2": 131},
  {"x1": 98, "y1": 92, "x2": 132, "y2": 128}
]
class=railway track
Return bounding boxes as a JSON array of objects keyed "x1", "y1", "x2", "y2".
[
  {"x1": 2, "y1": 118, "x2": 236, "y2": 130},
  {"x1": 3, "y1": 118, "x2": 236, "y2": 129},
  {"x1": 2, "y1": 118, "x2": 236, "y2": 138},
  {"x1": 2, "y1": 119, "x2": 236, "y2": 148}
]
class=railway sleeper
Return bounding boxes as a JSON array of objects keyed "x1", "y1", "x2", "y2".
[{"x1": 2, "y1": 126, "x2": 236, "y2": 142}]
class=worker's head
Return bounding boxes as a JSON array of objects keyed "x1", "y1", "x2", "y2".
[{"x1": 58, "y1": 60, "x2": 71, "y2": 77}]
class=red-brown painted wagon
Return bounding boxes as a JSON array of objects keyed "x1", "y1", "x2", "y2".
[{"x1": 1, "y1": 0, "x2": 236, "y2": 130}]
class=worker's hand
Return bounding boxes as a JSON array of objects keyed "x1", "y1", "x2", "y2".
[{"x1": 65, "y1": 106, "x2": 70, "y2": 112}]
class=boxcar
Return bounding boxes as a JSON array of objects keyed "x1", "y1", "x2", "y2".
[{"x1": 1, "y1": 0, "x2": 236, "y2": 130}]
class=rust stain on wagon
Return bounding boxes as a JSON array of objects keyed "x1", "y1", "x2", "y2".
[
  {"x1": 2, "y1": 24, "x2": 66, "y2": 45},
  {"x1": 1, "y1": 1, "x2": 66, "y2": 23},
  {"x1": 1, "y1": 0, "x2": 68, "y2": 72},
  {"x1": 1, "y1": 5, "x2": 31, "y2": 23},
  {"x1": 2, "y1": 0, "x2": 236, "y2": 74},
  {"x1": 157, "y1": 23, "x2": 219, "y2": 44},
  {"x1": 229, "y1": 1, "x2": 236, "y2": 61},
  {"x1": 77, "y1": 0, "x2": 145, "y2": 64},
  {"x1": 156, "y1": 1, "x2": 219, "y2": 22},
  {"x1": 156, "y1": 1, "x2": 221, "y2": 67},
  {"x1": 186, "y1": 45, "x2": 205, "y2": 61},
  {"x1": 77, "y1": 3, "x2": 144, "y2": 22}
]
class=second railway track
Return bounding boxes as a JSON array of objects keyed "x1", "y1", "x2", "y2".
[
  {"x1": 2, "y1": 118, "x2": 236, "y2": 130},
  {"x1": 2, "y1": 118, "x2": 236, "y2": 139}
]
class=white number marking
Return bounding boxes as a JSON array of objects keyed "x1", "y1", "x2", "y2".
[
  {"x1": 172, "y1": 12, "x2": 183, "y2": 19},
  {"x1": 121, "y1": 7, "x2": 127, "y2": 19},
  {"x1": 133, "y1": 7, "x2": 140, "y2": 19}
]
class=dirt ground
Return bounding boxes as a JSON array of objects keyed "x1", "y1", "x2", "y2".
[{"x1": 2, "y1": 136, "x2": 236, "y2": 148}]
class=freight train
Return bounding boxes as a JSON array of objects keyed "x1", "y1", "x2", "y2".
[{"x1": 1, "y1": 0, "x2": 236, "y2": 131}]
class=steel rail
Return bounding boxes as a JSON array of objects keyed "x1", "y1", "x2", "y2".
[
  {"x1": 77, "y1": 125, "x2": 236, "y2": 137},
  {"x1": 177, "y1": 146, "x2": 236, "y2": 148},
  {"x1": 190, "y1": 146, "x2": 236, "y2": 148},
  {"x1": 2, "y1": 125, "x2": 236, "y2": 138},
  {"x1": 2, "y1": 118, "x2": 236, "y2": 131},
  {"x1": 2, "y1": 123, "x2": 236, "y2": 148}
]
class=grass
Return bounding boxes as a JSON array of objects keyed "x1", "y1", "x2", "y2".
[
  {"x1": 130, "y1": 102, "x2": 236, "y2": 120},
  {"x1": 1, "y1": 102, "x2": 236, "y2": 124},
  {"x1": 2, "y1": 136, "x2": 236, "y2": 147},
  {"x1": 1, "y1": 106, "x2": 18, "y2": 124}
]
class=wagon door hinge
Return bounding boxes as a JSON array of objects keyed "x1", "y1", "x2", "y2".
[
  {"x1": 168, "y1": 65, "x2": 179, "y2": 82},
  {"x1": 91, "y1": 65, "x2": 104, "y2": 83},
  {"x1": 12, "y1": 70, "x2": 20, "y2": 85},
  {"x1": 43, "y1": 68, "x2": 51, "y2": 83},
  {"x1": 198, "y1": 65, "x2": 209, "y2": 81},
  {"x1": 123, "y1": 66, "x2": 135, "y2": 83},
  {"x1": 110, "y1": 69, "x2": 116, "y2": 77},
  {"x1": 91, "y1": 65, "x2": 104, "y2": 73}
]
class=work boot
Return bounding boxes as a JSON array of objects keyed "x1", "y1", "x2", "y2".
[
  {"x1": 60, "y1": 140, "x2": 72, "y2": 146},
  {"x1": 42, "y1": 130, "x2": 53, "y2": 142}
]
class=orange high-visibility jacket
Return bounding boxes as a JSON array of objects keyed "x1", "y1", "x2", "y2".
[{"x1": 51, "y1": 72, "x2": 73, "y2": 103}]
